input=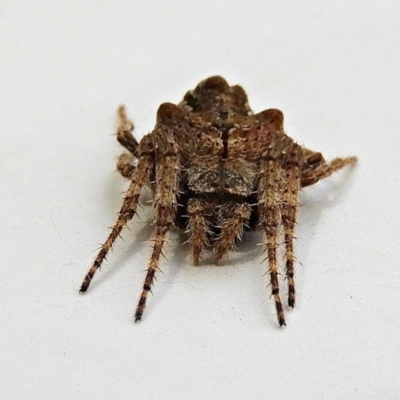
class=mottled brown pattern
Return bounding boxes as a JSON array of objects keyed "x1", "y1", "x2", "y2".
[{"x1": 80, "y1": 76, "x2": 357, "y2": 326}]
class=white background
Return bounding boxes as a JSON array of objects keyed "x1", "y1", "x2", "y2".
[{"x1": 1, "y1": 1, "x2": 399, "y2": 399}]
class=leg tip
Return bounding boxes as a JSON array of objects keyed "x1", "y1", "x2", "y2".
[
  {"x1": 349, "y1": 156, "x2": 358, "y2": 164},
  {"x1": 79, "y1": 284, "x2": 88, "y2": 293},
  {"x1": 134, "y1": 313, "x2": 142, "y2": 323},
  {"x1": 279, "y1": 318, "x2": 287, "y2": 327},
  {"x1": 79, "y1": 277, "x2": 91, "y2": 293},
  {"x1": 277, "y1": 311, "x2": 286, "y2": 327}
]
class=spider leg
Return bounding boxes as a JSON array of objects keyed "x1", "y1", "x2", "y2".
[
  {"x1": 302, "y1": 149, "x2": 325, "y2": 171},
  {"x1": 301, "y1": 156, "x2": 357, "y2": 188},
  {"x1": 135, "y1": 224, "x2": 169, "y2": 322},
  {"x1": 117, "y1": 152, "x2": 136, "y2": 179},
  {"x1": 187, "y1": 198, "x2": 211, "y2": 265},
  {"x1": 281, "y1": 165, "x2": 300, "y2": 307},
  {"x1": 80, "y1": 147, "x2": 154, "y2": 292},
  {"x1": 116, "y1": 105, "x2": 140, "y2": 158},
  {"x1": 134, "y1": 128, "x2": 179, "y2": 322},
  {"x1": 214, "y1": 202, "x2": 251, "y2": 263},
  {"x1": 258, "y1": 157, "x2": 286, "y2": 326}
]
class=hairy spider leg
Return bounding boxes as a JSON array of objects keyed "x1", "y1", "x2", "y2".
[
  {"x1": 115, "y1": 106, "x2": 141, "y2": 178},
  {"x1": 187, "y1": 198, "x2": 211, "y2": 265},
  {"x1": 116, "y1": 105, "x2": 140, "y2": 158},
  {"x1": 301, "y1": 156, "x2": 357, "y2": 188},
  {"x1": 281, "y1": 165, "x2": 300, "y2": 307},
  {"x1": 117, "y1": 153, "x2": 136, "y2": 178},
  {"x1": 302, "y1": 149, "x2": 325, "y2": 169},
  {"x1": 214, "y1": 202, "x2": 251, "y2": 263},
  {"x1": 134, "y1": 130, "x2": 180, "y2": 322},
  {"x1": 258, "y1": 158, "x2": 286, "y2": 326},
  {"x1": 80, "y1": 152, "x2": 153, "y2": 292}
]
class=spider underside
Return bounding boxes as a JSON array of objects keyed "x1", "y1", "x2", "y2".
[{"x1": 80, "y1": 76, "x2": 357, "y2": 326}]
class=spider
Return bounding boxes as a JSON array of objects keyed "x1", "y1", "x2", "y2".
[{"x1": 79, "y1": 76, "x2": 357, "y2": 326}]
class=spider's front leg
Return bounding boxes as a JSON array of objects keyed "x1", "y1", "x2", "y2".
[
  {"x1": 187, "y1": 198, "x2": 211, "y2": 265},
  {"x1": 116, "y1": 105, "x2": 140, "y2": 158},
  {"x1": 301, "y1": 146, "x2": 357, "y2": 188},
  {"x1": 117, "y1": 153, "x2": 136, "y2": 178},
  {"x1": 134, "y1": 124, "x2": 180, "y2": 322},
  {"x1": 115, "y1": 106, "x2": 143, "y2": 179},
  {"x1": 281, "y1": 145, "x2": 302, "y2": 308},
  {"x1": 214, "y1": 203, "x2": 251, "y2": 263},
  {"x1": 80, "y1": 134, "x2": 154, "y2": 292},
  {"x1": 258, "y1": 154, "x2": 286, "y2": 326}
]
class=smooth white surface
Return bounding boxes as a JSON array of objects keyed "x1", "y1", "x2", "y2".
[{"x1": 1, "y1": 2, "x2": 399, "y2": 399}]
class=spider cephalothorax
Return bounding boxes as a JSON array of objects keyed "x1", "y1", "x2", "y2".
[{"x1": 80, "y1": 76, "x2": 357, "y2": 326}]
